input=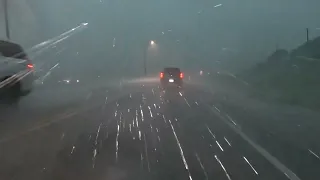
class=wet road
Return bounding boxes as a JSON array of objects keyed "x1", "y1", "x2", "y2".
[{"x1": 2, "y1": 77, "x2": 320, "y2": 180}]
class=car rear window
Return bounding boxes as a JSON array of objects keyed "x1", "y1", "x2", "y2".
[
  {"x1": 164, "y1": 68, "x2": 180, "y2": 74},
  {"x1": 0, "y1": 40, "x2": 27, "y2": 59}
]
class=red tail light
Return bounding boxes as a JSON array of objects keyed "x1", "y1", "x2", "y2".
[
  {"x1": 180, "y1": 72, "x2": 184, "y2": 79},
  {"x1": 23, "y1": 57, "x2": 33, "y2": 69},
  {"x1": 27, "y1": 64, "x2": 34, "y2": 69},
  {"x1": 160, "y1": 72, "x2": 164, "y2": 79}
]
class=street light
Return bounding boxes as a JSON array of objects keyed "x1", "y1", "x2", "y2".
[{"x1": 143, "y1": 40, "x2": 156, "y2": 75}]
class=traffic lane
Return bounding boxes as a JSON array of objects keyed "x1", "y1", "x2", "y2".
[
  {"x1": 0, "y1": 80, "x2": 131, "y2": 143},
  {"x1": 0, "y1": 90, "x2": 141, "y2": 180},
  {"x1": 47, "y1": 85, "x2": 287, "y2": 180},
  {"x1": 212, "y1": 97, "x2": 320, "y2": 180}
]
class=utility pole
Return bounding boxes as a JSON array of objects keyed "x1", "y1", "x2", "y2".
[
  {"x1": 143, "y1": 43, "x2": 147, "y2": 75},
  {"x1": 306, "y1": 28, "x2": 309, "y2": 43},
  {"x1": 3, "y1": 0, "x2": 10, "y2": 39}
]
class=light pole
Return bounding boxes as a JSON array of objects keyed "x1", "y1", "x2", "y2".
[
  {"x1": 143, "y1": 40, "x2": 155, "y2": 75},
  {"x1": 3, "y1": 0, "x2": 10, "y2": 39}
]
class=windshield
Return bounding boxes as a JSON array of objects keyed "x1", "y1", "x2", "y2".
[{"x1": 1, "y1": 1, "x2": 320, "y2": 180}]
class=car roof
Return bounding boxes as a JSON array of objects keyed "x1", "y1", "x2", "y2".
[
  {"x1": 0, "y1": 40, "x2": 27, "y2": 59},
  {"x1": 163, "y1": 67, "x2": 181, "y2": 72}
]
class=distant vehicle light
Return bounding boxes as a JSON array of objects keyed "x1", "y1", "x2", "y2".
[
  {"x1": 180, "y1": 72, "x2": 184, "y2": 79},
  {"x1": 160, "y1": 72, "x2": 164, "y2": 79}
]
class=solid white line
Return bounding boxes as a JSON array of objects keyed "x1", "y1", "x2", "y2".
[
  {"x1": 209, "y1": 107, "x2": 301, "y2": 180},
  {"x1": 206, "y1": 125, "x2": 216, "y2": 139},
  {"x1": 216, "y1": 140, "x2": 224, "y2": 152},
  {"x1": 308, "y1": 149, "x2": 320, "y2": 160},
  {"x1": 169, "y1": 120, "x2": 193, "y2": 180},
  {"x1": 224, "y1": 137, "x2": 232, "y2": 147},
  {"x1": 195, "y1": 153, "x2": 208, "y2": 180},
  {"x1": 243, "y1": 156, "x2": 259, "y2": 175},
  {"x1": 215, "y1": 155, "x2": 232, "y2": 180},
  {"x1": 143, "y1": 133, "x2": 150, "y2": 172},
  {"x1": 115, "y1": 124, "x2": 120, "y2": 162}
]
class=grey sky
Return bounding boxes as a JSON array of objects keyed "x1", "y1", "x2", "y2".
[{"x1": 1, "y1": 0, "x2": 319, "y2": 71}]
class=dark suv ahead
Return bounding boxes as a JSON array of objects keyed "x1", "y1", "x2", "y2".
[{"x1": 160, "y1": 67, "x2": 183, "y2": 89}]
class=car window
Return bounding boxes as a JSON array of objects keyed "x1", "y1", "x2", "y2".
[
  {"x1": 164, "y1": 68, "x2": 180, "y2": 74},
  {"x1": 0, "y1": 41, "x2": 27, "y2": 59}
]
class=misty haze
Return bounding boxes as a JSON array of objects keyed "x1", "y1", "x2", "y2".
[{"x1": 0, "y1": 0, "x2": 320, "y2": 180}]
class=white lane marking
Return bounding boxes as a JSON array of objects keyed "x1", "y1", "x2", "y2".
[
  {"x1": 140, "y1": 105, "x2": 145, "y2": 122},
  {"x1": 95, "y1": 124, "x2": 102, "y2": 146},
  {"x1": 226, "y1": 114, "x2": 237, "y2": 126},
  {"x1": 148, "y1": 106, "x2": 153, "y2": 118},
  {"x1": 209, "y1": 107, "x2": 301, "y2": 180},
  {"x1": 169, "y1": 120, "x2": 193, "y2": 180},
  {"x1": 224, "y1": 137, "x2": 232, "y2": 147},
  {"x1": 140, "y1": 152, "x2": 144, "y2": 169},
  {"x1": 206, "y1": 125, "x2": 216, "y2": 139},
  {"x1": 138, "y1": 130, "x2": 142, "y2": 140},
  {"x1": 92, "y1": 148, "x2": 97, "y2": 168},
  {"x1": 135, "y1": 110, "x2": 139, "y2": 128},
  {"x1": 143, "y1": 133, "x2": 151, "y2": 172},
  {"x1": 308, "y1": 149, "x2": 320, "y2": 160},
  {"x1": 216, "y1": 140, "x2": 224, "y2": 152},
  {"x1": 213, "y1": 105, "x2": 221, "y2": 113},
  {"x1": 119, "y1": 112, "x2": 123, "y2": 132},
  {"x1": 215, "y1": 155, "x2": 232, "y2": 180},
  {"x1": 150, "y1": 124, "x2": 153, "y2": 132},
  {"x1": 70, "y1": 146, "x2": 76, "y2": 154},
  {"x1": 115, "y1": 124, "x2": 120, "y2": 162},
  {"x1": 162, "y1": 115, "x2": 167, "y2": 124},
  {"x1": 195, "y1": 153, "x2": 208, "y2": 180},
  {"x1": 195, "y1": 101, "x2": 199, "y2": 105},
  {"x1": 243, "y1": 156, "x2": 258, "y2": 175},
  {"x1": 184, "y1": 98, "x2": 191, "y2": 107}
]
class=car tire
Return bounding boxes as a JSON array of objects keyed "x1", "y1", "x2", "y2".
[{"x1": 6, "y1": 81, "x2": 22, "y2": 105}]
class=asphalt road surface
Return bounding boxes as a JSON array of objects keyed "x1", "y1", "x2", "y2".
[{"x1": 0, "y1": 76, "x2": 320, "y2": 180}]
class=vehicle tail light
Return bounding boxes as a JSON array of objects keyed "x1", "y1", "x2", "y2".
[
  {"x1": 23, "y1": 57, "x2": 34, "y2": 69},
  {"x1": 27, "y1": 64, "x2": 34, "y2": 69},
  {"x1": 160, "y1": 72, "x2": 164, "y2": 79},
  {"x1": 180, "y1": 72, "x2": 184, "y2": 79}
]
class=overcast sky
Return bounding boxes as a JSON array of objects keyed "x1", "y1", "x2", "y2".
[{"x1": 1, "y1": 0, "x2": 320, "y2": 72}]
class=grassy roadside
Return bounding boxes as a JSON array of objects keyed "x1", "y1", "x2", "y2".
[{"x1": 239, "y1": 36, "x2": 320, "y2": 110}]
